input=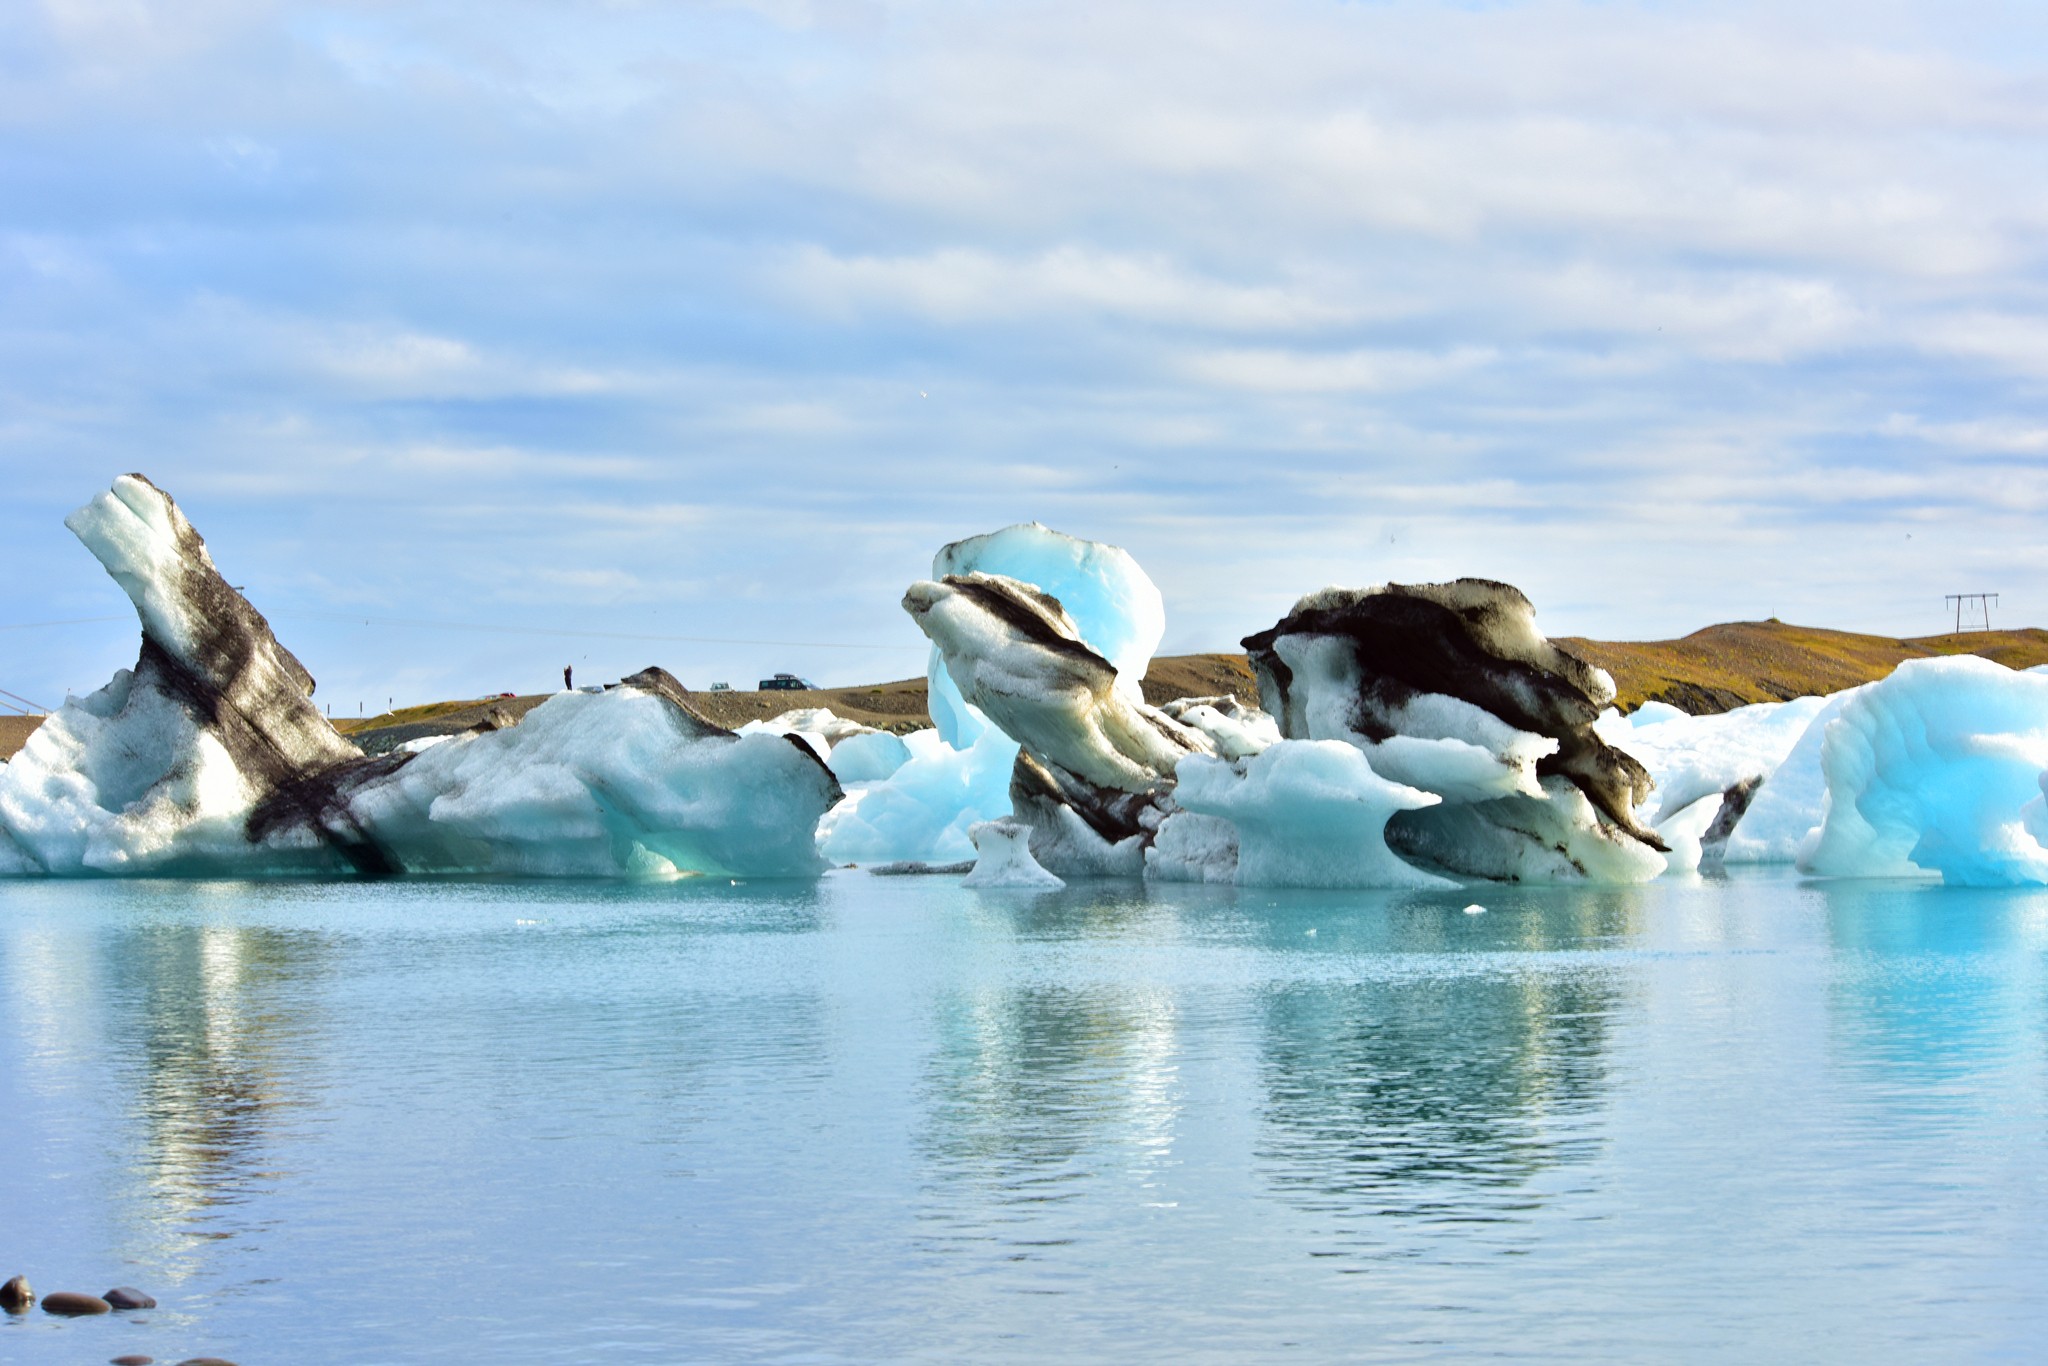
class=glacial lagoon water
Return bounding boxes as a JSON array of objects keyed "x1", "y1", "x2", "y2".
[{"x1": 3, "y1": 870, "x2": 2047, "y2": 1363}]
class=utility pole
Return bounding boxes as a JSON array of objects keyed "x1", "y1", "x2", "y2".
[{"x1": 1944, "y1": 593, "x2": 1998, "y2": 633}]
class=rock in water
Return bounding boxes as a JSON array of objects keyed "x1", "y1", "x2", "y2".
[
  {"x1": 0, "y1": 1274, "x2": 31, "y2": 1313},
  {"x1": 110, "y1": 1355, "x2": 156, "y2": 1365},
  {"x1": 41, "y1": 1291, "x2": 112, "y2": 1316},
  {"x1": 1243, "y1": 579, "x2": 1667, "y2": 882},
  {"x1": 103, "y1": 1286, "x2": 157, "y2": 1309}
]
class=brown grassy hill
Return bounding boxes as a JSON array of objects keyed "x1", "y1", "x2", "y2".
[
  {"x1": 1558, "y1": 623, "x2": 2048, "y2": 713},
  {"x1": 6, "y1": 627, "x2": 2045, "y2": 763}
]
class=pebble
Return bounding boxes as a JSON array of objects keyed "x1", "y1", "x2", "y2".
[
  {"x1": 0, "y1": 1275, "x2": 30, "y2": 1313},
  {"x1": 111, "y1": 1356, "x2": 156, "y2": 1365},
  {"x1": 42, "y1": 1291, "x2": 113, "y2": 1316},
  {"x1": 104, "y1": 1287, "x2": 157, "y2": 1310}
]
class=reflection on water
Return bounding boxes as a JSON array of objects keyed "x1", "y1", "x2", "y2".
[
  {"x1": 115, "y1": 921, "x2": 331, "y2": 1267},
  {"x1": 920, "y1": 984, "x2": 1180, "y2": 1192},
  {"x1": 4, "y1": 872, "x2": 2048, "y2": 1360},
  {"x1": 1253, "y1": 890, "x2": 1640, "y2": 1232},
  {"x1": 1821, "y1": 881, "x2": 2048, "y2": 1114},
  {"x1": 914, "y1": 886, "x2": 1185, "y2": 1267}
]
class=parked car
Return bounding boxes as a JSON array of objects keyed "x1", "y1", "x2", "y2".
[
  {"x1": 707, "y1": 682, "x2": 731, "y2": 692},
  {"x1": 758, "y1": 673, "x2": 816, "y2": 691}
]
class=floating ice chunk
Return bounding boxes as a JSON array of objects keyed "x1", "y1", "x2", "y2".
[
  {"x1": 0, "y1": 476, "x2": 363, "y2": 875},
  {"x1": 1462, "y1": 903, "x2": 1486, "y2": 915},
  {"x1": 1142, "y1": 809, "x2": 1239, "y2": 883},
  {"x1": 740, "y1": 708, "x2": 877, "y2": 748},
  {"x1": 1, "y1": 478, "x2": 845, "y2": 880},
  {"x1": 1172, "y1": 742, "x2": 1452, "y2": 889},
  {"x1": 1607, "y1": 695, "x2": 1831, "y2": 826},
  {"x1": 962, "y1": 818, "x2": 1066, "y2": 889},
  {"x1": 923, "y1": 523, "x2": 1166, "y2": 745},
  {"x1": 1629, "y1": 701, "x2": 1690, "y2": 727},
  {"x1": 1243, "y1": 579, "x2": 1663, "y2": 882},
  {"x1": 0, "y1": 667, "x2": 278, "y2": 874},
  {"x1": 1159, "y1": 694, "x2": 1281, "y2": 761},
  {"x1": 934, "y1": 523, "x2": 1165, "y2": 689},
  {"x1": 907, "y1": 574, "x2": 1208, "y2": 795},
  {"x1": 904, "y1": 572, "x2": 1211, "y2": 876},
  {"x1": 817, "y1": 725, "x2": 1020, "y2": 866},
  {"x1": 339, "y1": 688, "x2": 840, "y2": 878},
  {"x1": 1715, "y1": 688, "x2": 1864, "y2": 864},
  {"x1": 1387, "y1": 776, "x2": 1670, "y2": 884},
  {"x1": 1799, "y1": 657, "x2": 2048, "y2": 885},
  {"x1": 825, "y1": 730, "x2": 911, "y2": 784},
  {"x1": 1652, "y1": 791, "x2": 1727, "y2": 877}
]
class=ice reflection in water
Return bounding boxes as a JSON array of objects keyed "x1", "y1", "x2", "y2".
[
  {"x1": 121, "y1": 922, "x2": 329, "y2": 1268},
  {"x1": 1251, "y1": 891, "x2": 1634, "y2": 1237},
  {"x1": 915, "y1": 886, "x2": 1187, "y2": 1273},
  {"x1": 4, "y1": 872, "x2": 2048, "y2": 1361}
]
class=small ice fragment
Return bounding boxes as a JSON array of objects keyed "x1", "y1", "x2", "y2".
[
  {"x1": 1304, "y1": 927, "x2": 1317, "y2": 937},
  {"x1": 1463, "y1": 903, "x2": 1486, "y2": 915}
]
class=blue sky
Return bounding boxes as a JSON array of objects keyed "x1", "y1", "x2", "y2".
[{"x1": 5, "y1": 0, "x2": 2047, "y2": 714}]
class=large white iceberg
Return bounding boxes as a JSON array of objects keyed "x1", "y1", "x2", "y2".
[
  {"x1": 919, "y1": 522, "x2": 1165, "y2": 750},
  {"x1": 904, "y1": 571, "x2": 1213, "y2": 877},
  {"x1": 0, "y1": 477, "x2": 841, "y2": 879},
  {"x1": 1243, "y1": 579, "x2": 1667, "y2": 883},
  {"x1": 817, "y1": 522, "x2": 1169, "y2": 867},
  {"x1": 1798, "y1": 657, "x2": 2048, "y2": 885}
]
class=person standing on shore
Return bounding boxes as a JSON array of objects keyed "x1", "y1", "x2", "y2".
[{"x1": 564, "y1": 665, "x2": 573, "y2": 691}]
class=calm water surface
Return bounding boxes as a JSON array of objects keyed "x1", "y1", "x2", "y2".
[{"x1": 2, "y1": 869, "x2": 2044, "y2": 1362}]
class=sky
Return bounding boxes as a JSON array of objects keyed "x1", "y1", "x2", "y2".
[{"x1": 5, "y1": 0, "x2": 2048, "y2": 715}]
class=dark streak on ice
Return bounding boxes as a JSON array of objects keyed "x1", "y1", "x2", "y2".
[{"x1": 1244, "y1": 579, "x2": 1666, "y2": 852}]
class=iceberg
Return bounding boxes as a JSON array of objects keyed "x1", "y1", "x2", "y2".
[
  {"x1": 0, "y1": 477, "x2": 841, "y2": 878},
  {"x1": 1170, "y1": 742, "x2": 1450, "y2": 890},
  {"x1": 921, "y1": 522, "x2": 1165, "y2": 749},
  {"x1": 1243, "y1": 580, "x2": 1666, "y2": 883},
  {"x1": 961, "y1": 818, "x2": 1066, "y2": 889},
  {"x1": 1798, "y1": 657, "x2": 2048, "y2": 885},
  {"x1": 903, "y1": 571, "x2": 1213, "y2": 875},
  {"x1": 817, "y1": 725, "x2": 1018, "y2": 867},
  {"x1": 1594, "y1": 693, "x2": 1833, "y2": 871},
  {"x1": 1710, "y1": 688, "x2": 1860, "y2": 865}
]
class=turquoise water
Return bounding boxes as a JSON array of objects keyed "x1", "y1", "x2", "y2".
[{"x1": 2, "y1": 869, "x2": 2045, "y2": 1362}]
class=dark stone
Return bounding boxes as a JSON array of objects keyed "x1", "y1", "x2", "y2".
[
  {"x1": 103, "y1": 1286, "x2": 157, "y2": 1310},
  {"x1": 41, "y1": 1291, "x2": 112, "y2": 1316},
  {"x1": 111, "y1": 1356, "x2": 156, "y2": 1365},
  {"x1": 0, "y1": 1274, "x2": 31, "y2": 1313}
]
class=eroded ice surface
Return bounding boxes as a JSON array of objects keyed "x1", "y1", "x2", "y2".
[
  {"x1": 0, "y1": 478, "x2": 840, "y2": 879},
  {"x1": 1799, "y1": 657, "x2": 2048, "y2": 885}
]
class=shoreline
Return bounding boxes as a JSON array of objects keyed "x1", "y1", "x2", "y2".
[{"x1": 6, "y1": 623, "x2": 2046, "y2": 764}]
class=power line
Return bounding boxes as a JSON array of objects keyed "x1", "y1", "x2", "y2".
[{"x1": 0, "y1": 686, "x2": 51, "y2": 714}]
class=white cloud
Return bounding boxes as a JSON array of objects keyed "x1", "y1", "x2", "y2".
[
  {"x1": 1178, "y1": 345, "x2": 1495, "y2": 393},
  {"x1": 783, "y1": 244, "x2": 1361, "y2": 331}
]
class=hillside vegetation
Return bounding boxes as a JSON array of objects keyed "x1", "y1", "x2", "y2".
[
  {"x1": 1557, "y1": 623, "x2": 2048, "y2": 713},
  {"x1": 6, "y1": 623, "x2": 2046, "y2": 763}
]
